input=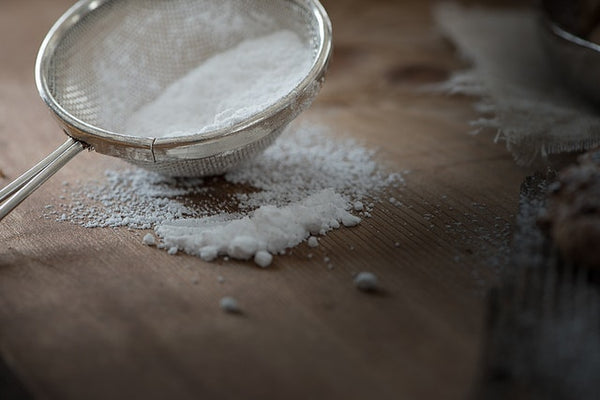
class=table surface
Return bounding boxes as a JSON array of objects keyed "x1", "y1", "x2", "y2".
[{"x1": 0, "y1": 1, "x2": 530, "y2": 399}]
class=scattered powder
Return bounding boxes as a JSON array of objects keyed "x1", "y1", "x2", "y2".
[
  {"x1": 53, "y1": 123, "x2": 403, "y2": 264},
  {"x1": 124, "y1": 30, "x2": 311, "y2": 138},
  {"x1": 224, "y1": 124, "x2": 404, "y2": 209},
  {"x1": 217, "y1": 275, "x2": 225, "y2": 284},
  {"x1": 307, "y1": 236, "x2": 319, "y2": 248},
  {"x1": 354, "y1": 272, "x2": 378, "y2": 291},
  {"x1": 219, "y1": 296, "x2": 240, "y2": 313},
  {"x1": 389, "y1": 197, "x2": 402, "y2": 207}
]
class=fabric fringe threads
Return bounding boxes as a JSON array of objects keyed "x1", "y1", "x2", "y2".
[{"x1": 432, "y1": 2, "x2": 600, "y2": 165}]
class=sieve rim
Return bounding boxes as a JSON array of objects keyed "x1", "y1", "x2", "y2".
[{"x1": 34, "y1": 0, "x2": 332, "y2": 161}]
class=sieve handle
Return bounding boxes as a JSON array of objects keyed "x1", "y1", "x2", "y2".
[{"x1": 0, "y1": 137, "x2": 84, "y2": 221}]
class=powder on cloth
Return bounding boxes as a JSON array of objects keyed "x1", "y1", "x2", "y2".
[
  {"x1": 432, "y1": 3, "x2": 600, "y2": 165},
  {"x1": 124, "y1": 30, "x2": 311, "y2": 138}
]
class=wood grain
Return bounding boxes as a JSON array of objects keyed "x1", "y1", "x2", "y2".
[{"x1": 0, "y1": 0, "x2": 530, "y2": 399}]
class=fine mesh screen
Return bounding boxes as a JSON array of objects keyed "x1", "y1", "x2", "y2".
[{"x1": 47, "y1": 0, "x2": 320, "y2": 134}]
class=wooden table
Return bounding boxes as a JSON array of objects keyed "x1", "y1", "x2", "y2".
[{"x1": 0, "y1": 1, "x2": 530, "y2": 399}]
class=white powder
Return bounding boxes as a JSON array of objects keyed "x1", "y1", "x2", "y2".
[
  {"x1": 224, "y1": 124, "x2": 404, "y2": 209},
  {"x1": 219, "y1": 296, "x2": 240, "y2": 313},
  {"x1": 254, "y1": 251, "x2": 273, "y2": 268},
  {"x1": 124, "y1": 30, "x2": 311, "y2": 138},
  {"x1": 54, "y1": 122, "x2": 403, "y2": 264},
  {"x1": 142, "y1": 233, "x2": 156, "y2": 246},
  {"x1": 156, "y1": 189, "x2": 357, "y2": 265},
  {"x1": 354, "y1": 272, "x2": 378, "y2": 291}
]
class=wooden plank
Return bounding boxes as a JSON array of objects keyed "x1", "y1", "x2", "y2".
[{"x1": 0, "y1": 0, "x2": 529, "y2": 399}]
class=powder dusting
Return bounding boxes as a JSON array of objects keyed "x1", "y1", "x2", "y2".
[{"x1": 53, "y1": 123, "x2": 403, "y2": 265}]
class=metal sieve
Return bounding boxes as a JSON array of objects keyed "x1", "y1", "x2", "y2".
[{"x1": 0, "y1": 0, "x2": 332, "y2": 221}]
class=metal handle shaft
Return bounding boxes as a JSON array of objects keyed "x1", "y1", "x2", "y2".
[{"x1": 0, "y1": 138, "x2": 84, "y2": 221}]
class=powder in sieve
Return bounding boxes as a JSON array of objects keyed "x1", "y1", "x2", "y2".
[{"x1": 124, "y1": 30, "x2": 311, "y2": 138}]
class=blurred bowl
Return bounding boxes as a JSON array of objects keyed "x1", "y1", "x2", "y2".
[{"x1": 540, "y1": 0, "x2": 600, "y2": 105}]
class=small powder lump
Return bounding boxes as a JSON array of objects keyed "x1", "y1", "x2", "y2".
[
  {"x1": 124, "y1": 30, "x2": 311, "y2": 138},
  {"x1": 219, "y1": 296, "x2": 240, "y2": 313},
  {"x1": 254, "y1": 251, "x2": 273, "y2": 268},
  {"x1": 142, "y1": 233, "x2": 156, "y2": 246},
  {"x1": 354, "y1": 272, "x2": 378, "y2": 291}
]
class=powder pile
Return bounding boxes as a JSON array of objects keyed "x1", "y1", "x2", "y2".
[
  {"x1": 124, "y1": 30, "x2": 311, "y2": 138},
  {"x1": 54, "y1": 123, "x2": 403, "y2": 265},
  {"x1": 156, "y1": 189, "x2": 359, "y2": 262}
]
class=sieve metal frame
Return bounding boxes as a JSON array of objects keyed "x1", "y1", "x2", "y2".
[{"x1": 35, "y1": 0, "x2": 333, "y2": 165}]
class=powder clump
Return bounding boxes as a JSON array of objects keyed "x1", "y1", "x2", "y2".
[
  {"x1": 254, "y1": 251, "x2": 273, "y2": 268},
  {"x1": 219, "y1": 296, "x2": 240, "y2": 313},
  {"x1": 142, "y1": 233, "x2": 156, "y2": 246},
  {"x1": 354, "y1": 272, "x2": 378, "y2": 291}
]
